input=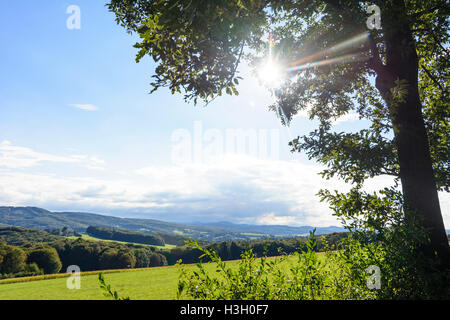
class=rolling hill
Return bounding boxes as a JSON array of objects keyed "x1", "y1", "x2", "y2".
[{"x1": 0, "y1": 206, "x2": 345, "y2": 242}]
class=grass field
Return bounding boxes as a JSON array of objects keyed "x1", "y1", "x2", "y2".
[
  {"x1": 0, "y1": 266, "x2": 179, "y2": 300},
  {"x1": 0, "y1": 259, "x2": 245, "y2": 300},
  {"x1": 66, "y1": 234, "x2": 177, "y2": 250},
  {"x1": 0, "y1": 254, "x2": 323, "y2": 300}
]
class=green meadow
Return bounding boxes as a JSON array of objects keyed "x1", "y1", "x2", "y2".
[
  {"x1": 0, "y1": 255, "x2": 322, "y2": 300},
  {"x1": 0, "y1": 259, "x2": 257, "y2": 300},
  {"x1": 0, "y1": 264, "x2": 196, "y2": 300},
  {"x1": 66, "y1": 234, "x2": 177, "y2": 250}
]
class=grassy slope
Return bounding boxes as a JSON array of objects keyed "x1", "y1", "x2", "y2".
[
  {"x1": 0, "y1": 261, "x2": 240, "y2": 300},
  {"x1": 0, "y1": 254, "x2": 326, "y2": 300},
  {"x1": 66, "y1": 234, "x2": 177, "y2": 250}
]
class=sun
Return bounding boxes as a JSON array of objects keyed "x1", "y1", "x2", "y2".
[{"x1": 257, "y1": 58, "x2": 284, "y2": 88}]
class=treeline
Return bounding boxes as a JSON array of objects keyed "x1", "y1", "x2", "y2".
[
  {"x1": 0, "y1": 240, "x2": 59, "y2": 279},
  {"x1": 155, "y1": 232, "x2": 197, "y2": 246},
  {"x1": 0, "y1": 227, "x2": 64, "y2": 246},
  {"x1": 0, "y1": 226, "x2": 189, "y2": 248},
  {"x1": 0, "y1": 238, "x2": 168, "y2": 280},
  {"x1": 86, "y1": 226, "x2": 165, "y2": 246},
  {"x1": 45, "y1": 226, "x2": 81, "y2": 237},
  {"x1": 167, "y1": 232, "x2": 348, "y2": 264},
  {"x1": 0, "y1": 225, "x2": 348, "y2": 280},
  {"x1": 51, "y1": 238, "x2": 168, "y2": 271}
]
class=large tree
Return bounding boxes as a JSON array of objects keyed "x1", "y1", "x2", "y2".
[
  {"x1": 107, "y1": 0, "x2": 449, "y2": 268},
  {"x1": 27, "y1": 247, "x2": 62, "y2": 274}
]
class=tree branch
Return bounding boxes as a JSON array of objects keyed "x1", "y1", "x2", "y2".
[
  {"x1": 410, "y1": 5, "x2": 441, "y2": 20},
  {"x1": 421, "y1": 64, "x2": 448, "y2": 95}
]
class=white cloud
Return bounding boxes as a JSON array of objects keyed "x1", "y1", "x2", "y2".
[
  {"x1": 1, "y1": 143, "x2": 448, "y2": 228},
  {"x1": 0, "y1": 140, "x2": 105, "y2": 170},
  {"x1": 0, "y1": 149, "x2": 398, "y2": 227},
  {"x1": 253, "y1": 212, "x2": 301, "y2": 226},
  {"x1": 68, "y1": 104, "x2": 99, "y2": 111}
]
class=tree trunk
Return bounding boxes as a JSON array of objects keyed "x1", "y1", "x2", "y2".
[{"x1": 376, "y1": 1, "x2": 449, "y2": 267}]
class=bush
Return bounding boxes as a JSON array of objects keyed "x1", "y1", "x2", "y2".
[
  {"x1": 0, "y1": 246, "x2": 27, "y2": 275},
  {"x1": 99, "y1": 249, "x2": 136, "y2": 269},
  {"x1": 177, "y1": 231, "x2": 376, "y2": 300},
  {"x1": 27, "y1": 247, "x2": 62, "y2": 274},
  {"x1": 99, "y1": 249, "x2": 119, "y2": 270},
  {"x1": 133, "y1": 249, "x2": 150, "y2": 268},
  {"x1": 116, "y1": 251, "x2": 136, "y2": 269},
  {"x1": 149, "y1": 253, "x2": 168, "y2": 267},
  {"x1": 24, "y1": 262, "x2": 43, "y2": 276}
]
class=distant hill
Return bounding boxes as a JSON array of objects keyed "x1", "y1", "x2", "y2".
[
  {"x1": 196, "y1": 221, "x2": 345, "y2": 236},
  {"x1": 0, "y1": 206, "x2": 345, "y2": 242}
]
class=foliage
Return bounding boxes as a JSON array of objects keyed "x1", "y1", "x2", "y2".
[
  {"x1": 23, "y1": 263, "x2": 42, "y2": 276},
  {"x1": 322, "y1": 186, "x2": 450, "y2": 299},
  {"x1": 177, "y1": 230, "x2": 379, "y2": 300},
  {"x1": 45, "y1": 227, "x2": 80, "y2": 237},
  {"x1": 27, "y1": 247, "x2": 62, "y2": 275},
  {"x1": 0, "y1": 232, "x2": 170, "y2": 280},
  {"x1": 86, "y1": 226, "x2": 165, "y2": 246},
  {"x1": 0, "y1": 245, "x2": 27, "y2": 275},
  {"x1": 107, "y1": 0, "x2": 270, "y2": 104},
  {"x1": 52, "y1": 238, "x2": 167, "y2": 273},
  {"x1": 133, "y1": 248, "x2": 150, "y2": 268},
  {"x1": 168, "y1": 232, "x2": 347, "y2": 265},
  {"x1": 98, "y1": 273, "x2": 130, "y2": 300},
  {"x1": 0, "y1": 226, "x2": 64, "y2": 246}
]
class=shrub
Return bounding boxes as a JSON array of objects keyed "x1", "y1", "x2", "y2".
[
  {"x1": 99, "y1": 249, "x2": 136, "y2": 269},
  {"x1": 27, "y1": 247, "x2": 62, "y2": 274},
  {"x1": 149, "y1": 253, "x2": 168, "y2": 267},
  {"x1": 24, "y1": 262, "x2": 43, "y2": 276},
  {"x1": 0, "y1": 246, "x2": 27, "y2": 275},
  {"x1": 133, "y1": 249, "x2": 150, "y2": 268},
  {"x1": 176, "y1": 230, "x2": 376, "y2": 300}
]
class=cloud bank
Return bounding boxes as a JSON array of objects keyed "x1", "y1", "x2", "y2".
[{"x1": 0, "y1": 141, "x2": 448, "y2": 228}]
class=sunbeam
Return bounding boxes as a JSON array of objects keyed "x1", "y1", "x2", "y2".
[{"x1": 288, "y1": 31, "x2": 370, "y2": 69}]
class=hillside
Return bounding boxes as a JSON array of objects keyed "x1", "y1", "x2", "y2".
[
  {"x1": 196, "y1": 221, "x2": 344, "y2": 235},
  {"x1": 0, "y1": 206, "x2": 346, "y2": 242},
  {"x1": 0, "y1": 226, "x2": 65, "y2": 246},
  {"x1": 86, "y1": 226, "x2": 165, "y2": 246}
]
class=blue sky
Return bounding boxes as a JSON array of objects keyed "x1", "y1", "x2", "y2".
[{"x1": 0, "y1": 1, "x2": 448, "y2": 228}]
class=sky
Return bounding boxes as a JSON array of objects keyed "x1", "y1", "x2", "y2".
[{"x1": 0, "y1": 1, "x2": 448, "y2": 228}]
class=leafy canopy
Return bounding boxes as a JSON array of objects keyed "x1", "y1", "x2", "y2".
[{"x1": 107, "y1": 0, "x2": 448, "y2": 192}]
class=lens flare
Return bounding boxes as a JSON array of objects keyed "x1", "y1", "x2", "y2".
[
  {"x1": 258, "y1": 58, "x2": 284, "y2": 88},
  {"x1": 287, "y1": 52, "x2": 368, "y2": 72},
  {"x1": 287, "y1": 31, "x2": 370, "y2": 73}
]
